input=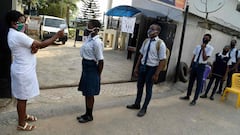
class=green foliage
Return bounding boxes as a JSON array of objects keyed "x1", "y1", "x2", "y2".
[
  {"x1": 68, "y1": 28, "x2": 76, "y2": 39},
  {"x1": 21, "y1": 0, "x2": 80, "y2": 18},
  {"x1": 39, "y1": 3, "x2": 64, "y2": 17}
]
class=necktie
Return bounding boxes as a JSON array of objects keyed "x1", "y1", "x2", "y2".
[
  {"x1": 144, "y1": 39, "x2": 153, "y2": 66},
  {"x1": 196, "y1": 48, "x2": 202, "y2": 63}
]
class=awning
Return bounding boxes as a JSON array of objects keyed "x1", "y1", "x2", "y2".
[{"x1": 105, "y1": 5, "x2": 141, "y2": 17}]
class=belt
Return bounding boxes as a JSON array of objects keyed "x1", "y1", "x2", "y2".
[
  {"x1": 193, "y1": 62, "x2": 206, "y2": 65},
  {"x1": 198, "y1": 63, "x2": 206, "y2": 65},
  {"x1": 83, "y1": 58, "x2": 96, "y2": 62}
]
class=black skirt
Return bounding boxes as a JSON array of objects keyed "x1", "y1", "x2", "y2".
[{"x1": 78, "y1": 59, "x2": 100, "y2": 96}]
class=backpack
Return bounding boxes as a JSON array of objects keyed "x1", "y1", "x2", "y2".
[{"x1": 142, "y1": 39, "x2": 170, "y2": 71}]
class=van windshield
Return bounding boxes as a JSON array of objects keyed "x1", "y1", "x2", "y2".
[{"x1": 45, "y1": 18, "x2": 66, "y2": 28}]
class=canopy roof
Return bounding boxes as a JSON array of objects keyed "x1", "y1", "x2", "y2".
[{"x1": 105, "y1": 5, "x2": 141, "y2": 17}]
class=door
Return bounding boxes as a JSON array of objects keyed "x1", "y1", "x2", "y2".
[{"x1": 0, "y1": 0, "x2": 12, "y2": 98}]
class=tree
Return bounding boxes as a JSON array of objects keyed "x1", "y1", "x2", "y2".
[
  {"x1": 81, "y1": 0, "x2": 101, "y2": 20},
  {"x1": 21, "y1": 0, "x2": 79, "y2": 18}
]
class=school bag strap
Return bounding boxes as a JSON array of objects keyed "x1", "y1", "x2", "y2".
[{"x1": 142, "y1": 38, "x2": 170, "y2": 71}]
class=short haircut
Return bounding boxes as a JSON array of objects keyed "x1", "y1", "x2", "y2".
[
  {"x1": 224, "y1": 45, "x2": 230, "y2": 49},
  {"x1": 231, "y1": 39, "x2": 237, "y2": 43},
  {"x1": 5, "y1": 10, "x2": 24, "y2": 27},
  {"x1": 204, "y1": 33, "x2": 212, "y2": 40},
  {"x1": 151, "y1": 23, "x2": 161, "y2": 32},
  {"x1": 89, "y1": 20, "x2": 101, "y2": 28}
]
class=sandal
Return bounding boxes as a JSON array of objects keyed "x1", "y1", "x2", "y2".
[
  {"x1": 17, "y1": 122, "x2": 36, "y2": 131},
  {"x1": 25, "y1": 114, "x2": 37, "y2": 122}
]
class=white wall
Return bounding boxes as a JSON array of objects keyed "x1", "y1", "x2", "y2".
[
  {"x1": 189, "y1": 0, "x2": 240, "y2": 30},
  {"x1": 167, "y1": 14, "x2": 240, "y2": 81}
]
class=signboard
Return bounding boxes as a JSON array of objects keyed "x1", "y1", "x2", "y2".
[
  {"x1": 121, "y1": 17, "x2": 136, "y2": 34},
  {"x1": 151, "y1": 0, "x2": 186, "y2": 10}
]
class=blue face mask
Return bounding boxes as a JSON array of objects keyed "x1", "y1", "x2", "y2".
[{"x1": 16, "y1": 22, "x2": 25, "y2": 32}]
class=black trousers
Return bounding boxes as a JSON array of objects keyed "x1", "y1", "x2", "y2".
[
  {"x1": 204, "y1": 75, "x2": 222, "y2": 97},
  {"x1": 187, "y1": 63, "x2": 205, "y2": 101}
]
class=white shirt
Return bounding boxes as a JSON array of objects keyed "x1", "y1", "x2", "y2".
[
  {"x1": 80, "y1": 35, "x2": 104, "y2": 61},
  {"x1": 193, "y1": 44, "x2": 214, "y2": 64},
  {"x1": 229, "y1": 48, "x2": 239, "y2": 64},
  {"x1": 8, "y1": 28, "x2": 39, "y2": 100},
  {"x1": 140, "y1": 36, "x2": 166, "y2": 67}
]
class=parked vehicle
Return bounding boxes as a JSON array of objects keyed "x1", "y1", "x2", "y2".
[{"x1": 39, "y1": 15, "x2": 68, "y2": 44}]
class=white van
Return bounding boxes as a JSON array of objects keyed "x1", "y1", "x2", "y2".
[{"x1": 39, "y1": 15, "x2": 68, "y2": 44}]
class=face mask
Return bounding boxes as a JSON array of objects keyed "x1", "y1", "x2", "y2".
[
  {"x1": 230, "y1": 41, "x2": 236, "y2": 48},
  {"x1": 147, "y1": 29, "x2": 157, "y2": 37},
  {"x1": 86, "y1": 27, "x2": 99, "y2": 37},
  {"x1": 202, "y1": 38, "x2": 209, "y2": 44},
  {"x1": 16, "y1": 22, "x2": 25, "y2": 32},
  {"x1": 86, "y1": 28, "x2": 94, "y2": 33}
]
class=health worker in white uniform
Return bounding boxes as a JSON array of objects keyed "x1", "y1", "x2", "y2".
[{"x1": 6, "y1": 10, "x2": 64, "y2": 131}]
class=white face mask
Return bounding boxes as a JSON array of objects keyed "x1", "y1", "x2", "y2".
[
  {"x1": 86, "y1": 27, "x2": 99, "y2": 32},
  {"x1": 147, "y1": 29, "x2": 158, "y2": 37}
]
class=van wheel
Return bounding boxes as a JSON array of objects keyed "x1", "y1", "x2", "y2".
[{"x1": 178, "y1": 62, "x2": 188, "y2": 82}]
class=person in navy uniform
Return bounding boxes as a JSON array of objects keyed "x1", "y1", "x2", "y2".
[
  {"x1": 77, "y1": 20, "x2": 104, "y2": 123},
  {"x1": 180, "y1": 34, "x2": 214, "y2": 105},
  {"x1": 200, "y1": 45, "x2": 231, "y2": 100},
  {"x1": 226, "y1": 39, "x2": 239, "y2": 87},
  {"x1": 126, "y1": 24, "x2": 166, "y2": 117}
]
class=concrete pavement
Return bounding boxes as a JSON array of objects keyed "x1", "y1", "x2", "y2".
[
  {"x1": 36, "y1": 39, "x2": 134, "y2": 89},
  {"x1": 1, "y1": 40, "x2": 240, "y2": 134},
  {"x1": 1, "y1": 82, "x2": 240, "y2": 135}
]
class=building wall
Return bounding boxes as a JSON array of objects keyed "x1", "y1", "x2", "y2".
[
  {"x1": 0, "y1": 0, "x2": 13, "y2": 98},
  {"x1": 132, "y1": 0, "x2": 240, "y2": 81},
  {"x1": 189, "y1": 0, "x2": 240, "y2": 31},
  {"x1": 167, "y1": 15, "x2": 238, "y2": 81}
]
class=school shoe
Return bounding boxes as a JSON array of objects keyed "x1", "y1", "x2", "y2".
[
  {"x1": 137, "y1": 109, "x2": 146, "y2": 117},
  {"x1": 189, "y1": 100, "x2": 196, "y2": 106},
  {"x1": 179, "y1": 96, "x2": 190, "y2": 100},
  {"x1": 126, "y1": 104, "x2": 140, "y2": 110},
  {"x1": 78, "y1": 115, "x2": 93, "y2": 123},
  {"x1": 216, "y1": 91, "x2": 221, "y2": 94},
  {"x1": 200, "y1": 94, "x2": 207, "y2": 98},
  {"x1": 76, "y1": 114, "x2": 86, "y2": 120},
  {"x1": 209, "y1": 96, "x2": 214, "y2": 100}
]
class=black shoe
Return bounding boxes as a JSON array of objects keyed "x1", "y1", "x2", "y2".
[
  {"x1": 78, "y1": 115, "x2": 93, "y2": 123},
  {"x1": 126, "y1": 104, "x2": 140, "y2": 110},
  {"x1": 200, "y1": 94, "x2": 207, "y2": 98},
  {"x1": 76, "y1": 114, "x2": 87, "y2": 120},
  {"x1": 189, "y1": 100, "x2": 196, "y2": 106},
  {"x1": 137, "y1": 109, "x2": 146, "y2": 117},
  {"x1": 179, "y1": 96, "x2": 190, "y2": 100},
  {"x1": 216, "y1": 91, "x2": 221, "y2": 94},
  {"x1": 209, "y1": 96, "x2": 214, "y2": 100}
]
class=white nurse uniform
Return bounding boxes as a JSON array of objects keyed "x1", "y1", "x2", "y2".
[{"x1": 7, "y1": 28, "x2": 39, "y2": 100}]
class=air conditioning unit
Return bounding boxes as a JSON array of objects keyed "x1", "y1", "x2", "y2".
[{"x1": 237, "y1": 0, "x2": 240, "y2": 12}]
